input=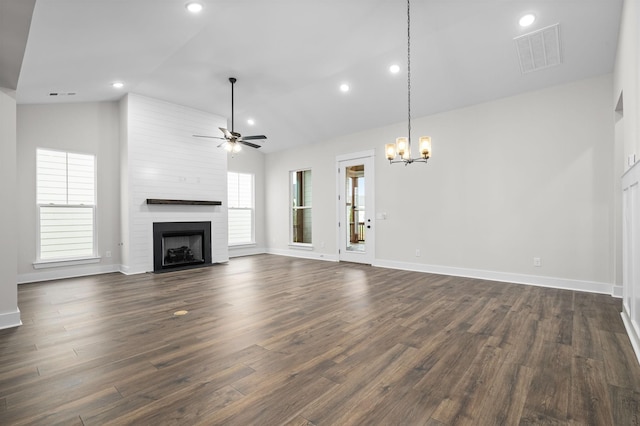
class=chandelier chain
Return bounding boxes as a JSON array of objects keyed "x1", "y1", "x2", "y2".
[
  {"x1": 385, "y1": 0, "x2": 430, "y2": 165},
  {"x1": 407, "y1": 0, "x2": 411, "y2": 146}
]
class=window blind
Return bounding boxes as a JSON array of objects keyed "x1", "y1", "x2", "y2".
[
  {"x1": 37, "y1": 149, "x2": 96, "y2": 260},
  {"x1": 228, "y1": 172, "x2": 254, "y2": 245}
]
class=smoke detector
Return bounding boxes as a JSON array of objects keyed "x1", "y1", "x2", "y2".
[{"x1": 514, "y1": 23, "x2": 561, "y2": 74}]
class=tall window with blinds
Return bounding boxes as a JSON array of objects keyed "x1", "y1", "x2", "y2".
[
  {"x1": 291, "y1": 169, "x2": 312, "y2": 245},
  {"x1": 36, "y1": 149, "x2": 96, "y2": 261},
  {"x1": 227, "y1": 172, "x2": 254, "y2": 245}
]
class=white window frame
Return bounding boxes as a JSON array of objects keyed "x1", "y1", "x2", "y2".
[
  {"x1": 227, "y1": 171, "x2": 255, "y2": 247},
  {"x1": 34, "y1": 148, "x2": 98, "y2": 267},
  {"x1": 290, "y1": 168, "x2": 312, "y2": 247}
]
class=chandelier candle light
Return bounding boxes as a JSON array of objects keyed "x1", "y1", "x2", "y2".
[{"x1": 385, "y1": 0, "x2": 432, "y2": 165}]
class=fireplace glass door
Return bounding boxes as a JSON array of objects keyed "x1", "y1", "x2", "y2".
[{"x1": 162, "y1": 233, "x2": 204, "y2": 267}]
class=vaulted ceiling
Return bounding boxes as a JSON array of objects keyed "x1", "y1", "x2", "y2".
[{"x1": 4, "y1": 0, "x2": 623, "y2": 153}]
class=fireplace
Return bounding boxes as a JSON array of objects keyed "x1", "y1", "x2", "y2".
[{"x1": 153, "y1": 221, "x2": 212, "y2": 272}]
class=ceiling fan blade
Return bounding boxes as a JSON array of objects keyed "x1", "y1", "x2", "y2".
[
  {"x1": 193, "y1": 134, "x2": 225, "y2": 140},
  {"x1": 240, "y1": 135, "x2": 267, "y2": 141},
  {"x1": 219, "y1": 127, "x2": 233, "y2": 139},
  {"x1": 238, "y1": 141, "x2": 262, "y2": 149}
]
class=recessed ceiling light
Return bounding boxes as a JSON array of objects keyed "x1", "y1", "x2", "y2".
[
  {"x1": 519, "y1": 14, "x2": 536, "y2": 27},
  {"x1": 112, "y1": 81, "x2": 124, "y2": 89},
  {"x1": 186, "y1": 2, "x2": 203, "y2": 13},
  {"x1": 340, "y1": 83, "x2": 350, "y2": 92},
  {"x1": 389, "y1": 64, "x2": 400, "y2": 74},
  {"x1": 247, "y1": 118, "x2": 255, "y2": 126}
]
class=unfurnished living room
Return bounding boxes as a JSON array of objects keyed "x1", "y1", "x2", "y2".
[{"x1": 1, "y1": 0, "x2": 640, "y2": 424}]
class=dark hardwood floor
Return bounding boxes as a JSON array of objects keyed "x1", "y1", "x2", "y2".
[{"x1": 1, "y1": 254, "x2": 639, "y2": 425}]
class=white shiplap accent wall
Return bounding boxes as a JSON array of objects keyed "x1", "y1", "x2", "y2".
[{"x1": 122, "y1": 94, "x2": 228, "y2": 274}]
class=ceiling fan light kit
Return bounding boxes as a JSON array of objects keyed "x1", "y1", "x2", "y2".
[
  {"x1": 193, "y1": 77, "x2": 267, "y2": 155},
  {"x1": 386, "y1": 0, "x2": 432, "y2": 165}
]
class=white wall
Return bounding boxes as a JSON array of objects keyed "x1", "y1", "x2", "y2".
[
  {"x1": 120, "y1": 94, "x2": 228, "y2": 274},
  {"x1": 614, "y1": 0, "x2": 639, "y2": 168},
  {"x1": 16, "y1": 102, "x2": 121, "y2": 283},
  {"x1": 228, "y1": 148, "x2": 267, "y2": 257},
  {"x1": 266, "y1": 74, "x2": 616, "y2": 293},
  {"x1": 0, "y1": 89, "x2": 21, "y2": 329}
]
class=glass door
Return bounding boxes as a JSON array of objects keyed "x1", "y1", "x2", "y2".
[{"x1": 338, "y1": 155, "x2": 374, "y2": 264}]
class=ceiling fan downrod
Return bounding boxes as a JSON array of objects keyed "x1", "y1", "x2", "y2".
[{"x1": 229, "y1": 77, "x2": 236, "y2": 134}]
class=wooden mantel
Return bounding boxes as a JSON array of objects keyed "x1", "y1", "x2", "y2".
[{"x1": 146, "y1": 199, "x2": 222, "y2": 206}]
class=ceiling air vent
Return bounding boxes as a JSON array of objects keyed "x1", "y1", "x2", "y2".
[
  {"x1": 514, "y1": 23, "x2": 561, "y2": 74},
  {"x1": 49, "y1": 92, "x2": 76, "y2": 97}
]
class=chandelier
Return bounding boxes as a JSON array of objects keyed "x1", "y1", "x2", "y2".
[{"x1": 385, "y1": 0, "x2": 432, "y2": 165}]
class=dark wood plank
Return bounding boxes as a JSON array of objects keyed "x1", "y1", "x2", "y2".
[
  {"x1": 522, "y1": 341, "x2": 572, "y2": 420},
  {"x1": 568, "y1": 355, "x2": 613, "y2": 425},
  {"x1": 0, "y1": 254, "x2": 637, "y2": 424},
  {"x1": 610, "y1": 384, "x2": 640, "y2": 426},
  {"x1": 146, "y1": 198, "x2": 222, "y2": 205}
]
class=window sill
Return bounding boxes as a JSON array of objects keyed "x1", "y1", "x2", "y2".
[
  {"x1": 288, "y1": 243, "x2": 314, "y2": 251},
  {"x1": 33, "y1": 257, "x2": 101, "y2": 269},
  {"x1": 229, "y1": 243, "x2": 257, "y2": 248}
]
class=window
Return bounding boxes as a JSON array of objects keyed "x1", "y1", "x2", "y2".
[
  {"x1": 291, "y1": 169, "x2": 312, "y2": 245},
  {"x1": 36, "y1": 149, "x2": 96, "y2": 261},
  {"x1": 227, "y1": 171, "x2": 254, "y2": 245}
]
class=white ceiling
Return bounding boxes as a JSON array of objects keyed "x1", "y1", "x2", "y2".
[{"x1": 12, "y1": 0, "x2": 623, "y2": 153}]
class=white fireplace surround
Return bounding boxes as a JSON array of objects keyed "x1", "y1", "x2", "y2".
[{"x1": 120, "y1": 94, "x2": 229, "y2": 274}]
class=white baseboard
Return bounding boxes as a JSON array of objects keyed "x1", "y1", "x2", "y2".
[
  {"x1": 119, "y1": 267, "x2": 147, "y2": 275},
  {"x1": 267, "y1": 248, "x2": 338, "y2": 262},
  {"x1": 0, "y1": 308, "x2": 22, "y2": 330},
  {"x1": 19, "y1": 254, "x2": 614, "y2": 297},
  {"x1": 18, "y1": 264, "x2": 121, "y2": 284},
  {"x1": 229, "y1": 246, "x2": 267, "y2": 258},
  {"x1": 622, "y1": 308, "x2": 640, "y2": 366},
  {"x1": 612, "y1": 285, "x2": 624, "y2": 298},
  {"x1": 373, "y1": 259, "x2": 613, "y2": 295}
]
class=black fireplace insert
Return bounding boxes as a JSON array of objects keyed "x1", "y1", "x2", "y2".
[{"x1": 153, "y1": 221, "x2": 212, "y2": 272}]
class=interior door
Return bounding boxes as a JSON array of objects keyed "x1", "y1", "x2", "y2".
[{"x1": 338, "y1": 155, "x2": 374, "y2": 264}]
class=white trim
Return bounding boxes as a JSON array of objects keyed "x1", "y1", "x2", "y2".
[
  {"x1": 227, "y1": 171, "x2": 255, "y2": 245},
  {"x1": 336, "y1": 153, "x2": 375, "y2": 265},
  {"x1": 0, "y1": 308, "x2": 22, "y2": 330},
  {"x1": 33, "y1": 256, "x2": 101, "y2": 269},
  {"x1": 268, "y1": 248, "x2": 338, "y2": 262},
  {"x1": 36, "y1": 148, "x2": 98, "y2": 261},
  {"x1": 612, "y1": 284, "x2": 623, "y2": 298},
  {"x1": 373, "y1": 259, "x2": 613, "y2": 295},
  {"x1": 290, "y1": 168, "x2": 313, "y2": 245},
  {"x1": 229, "y1": 242, "x2": 257, "y2": 248},
  {"x1": 288, "y1": 243, "x2": 314, "y2": 250},
  {"x1": 118, "y1": 267, "x2": 148, "y2": 275},
  {"x1": 229, "y1": 245, "x2": 267, "y2": 258},
  {"x1": 18, "y1": 263, "x2": 120, "y2": 284},
  {"x1": 336, "y1": 149, "x2": 376, "y2": 162},
  {"x1": 622, "y1": 308, "x2": 640, "y2": 366}
]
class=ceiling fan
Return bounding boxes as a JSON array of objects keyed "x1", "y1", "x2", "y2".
[{"x1": 193, "y1": 77, "x2": 267, "y2": 152}]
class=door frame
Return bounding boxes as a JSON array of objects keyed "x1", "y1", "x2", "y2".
[{"x1": 336, "y1": 150, "x2": 375, "y2": 264}]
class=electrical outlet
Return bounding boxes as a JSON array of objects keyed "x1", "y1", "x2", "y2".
[
  {"x1": 415, "y1": 249, "x2": 421, "y2": 257},
  {"x1": 533, "y1": 257, "x2": 541, "y2": 267},
  {"x1": 106, "y1": 250, "x2": 112, "y2": 258}
]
